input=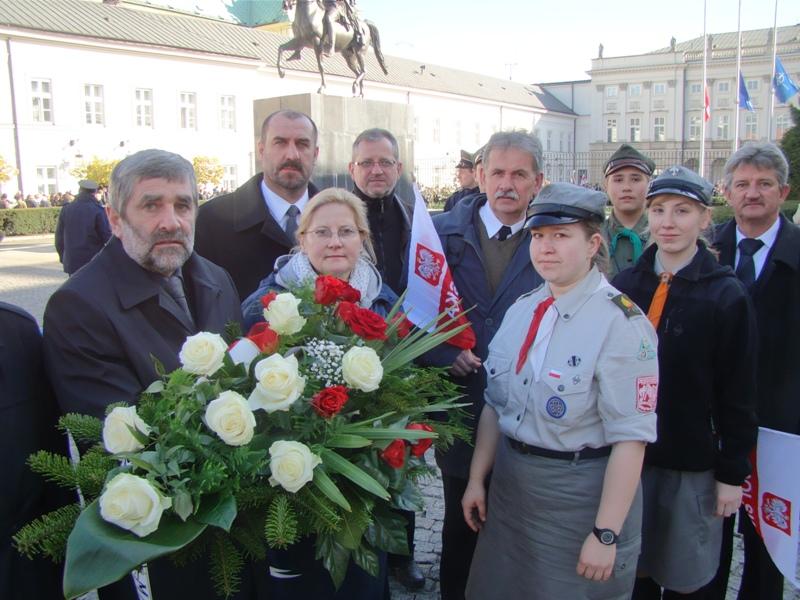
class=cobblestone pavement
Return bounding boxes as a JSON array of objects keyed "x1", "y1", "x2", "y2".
[{"x1": 1, "y1": 235, "x2": 798, "y2": 599}]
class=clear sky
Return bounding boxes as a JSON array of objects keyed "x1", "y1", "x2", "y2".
[{"x1": 362, "y1": 0, "x2": 800, "y2": 83}]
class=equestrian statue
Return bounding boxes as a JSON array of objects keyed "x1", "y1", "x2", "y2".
[{"x1": 278, "y1": 0, "x2": 389, "y2": 97}]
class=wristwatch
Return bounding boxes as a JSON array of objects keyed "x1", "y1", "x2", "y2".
[{"x1": 592, "y1": 527, "x2": 619, "y2": 545}]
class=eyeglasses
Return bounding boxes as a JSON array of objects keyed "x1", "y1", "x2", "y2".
[
  {"x1": 355, "y1": 159, "x2": 397, "y2": 170},
  {"x1": 305, "y1": 227, "x2": 361, "y2": 241}
]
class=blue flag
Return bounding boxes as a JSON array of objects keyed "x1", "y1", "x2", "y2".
[
  {"x1": 739, "y1": 73, "x2": 754, "y2": 111},
  {"x1": 774, "y1": 57, "x2": 799, "y2": 104}
]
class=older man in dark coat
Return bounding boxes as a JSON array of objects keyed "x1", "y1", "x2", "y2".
[
  {"x1": 0, "y1": 302, "x2": 66, "y2": 600},
  {"x1": 54, "y1": 179, "x2": 111, "y2": 274},
  {"x1": 195, "y1": 110, "x2": 320, "y2": 301},
  {"x1": 43, "y1": 149, "x2": 248, "y2": 599},
  {"x1": 425, "y1": 130, "x2": 544, "y2": 600},
  {"x1": 708, "y1": 142, "x2": 800, "y2": 600}
]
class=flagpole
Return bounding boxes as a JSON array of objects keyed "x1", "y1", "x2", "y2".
[
  {"x1": 768, "y1": 0, "x2": 778, "y2": 140},
  {"x1": 734, "y1": 0, "x2": 742, "y2": 151},
  {"x1": 700, "y1": 0, "x2": 708, "y2": 178}
]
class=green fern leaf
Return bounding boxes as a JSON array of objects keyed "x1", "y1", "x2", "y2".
[
  {"x1": 13, "y1": 503, "x2": 81, "y2": 561},
  {"x1": 264, "y1": 495, "x2": 298, "y2": 549},
  {"x1": 208, "y1": 532, "x2": 243, "y2": 599}
]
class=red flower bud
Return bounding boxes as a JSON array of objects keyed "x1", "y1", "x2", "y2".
[
  {"x1": 314, "y1": 275, "x2": 361, "y2": 305},
  {"x1": 380, "y1": 439, "x2": 406, "y2": 469},
  {"x1": 245, "y1": 322, "x2": 280, "y2": 354},
  {"x1": 311, "y1": 385, "x2": 349, "y2": 419},
  {"x1": 260, "y1": 291, "x2": 278, "y2": 309},
  {"x1": 406, "y1": 423, "x2": 435, "y2": 457}
]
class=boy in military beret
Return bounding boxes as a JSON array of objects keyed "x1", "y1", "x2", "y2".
[{"x1": 602, "y1": 144, "x2": 656, "y2": 277}]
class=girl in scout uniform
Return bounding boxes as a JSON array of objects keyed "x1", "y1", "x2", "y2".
[
  {"x1": 462, "y1": 182, "x2": 658, "y2": 600},
  {"x1": 613, "y1": 166, "x2": 758, "y2": 598}
]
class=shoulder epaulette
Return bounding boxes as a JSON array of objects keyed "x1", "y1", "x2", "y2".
[{"x1": 609, "y1": 293, "x2": 643, "y2": 319}]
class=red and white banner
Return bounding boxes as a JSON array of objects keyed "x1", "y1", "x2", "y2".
[
  {"x1": 704, "y1": 85, "x2": 711, "y2": 122},
  {"x1": 742, "y1": 427, "x2": 800, "y2": 588},
  {"x1": 404, "y1": 185, "x2": 476, "y2": 350}
]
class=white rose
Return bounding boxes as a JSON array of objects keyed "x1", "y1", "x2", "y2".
[
  {"x1": 268, "y1": 440, "x2": 321, "y2": 493},
  {"x1": 179, "y1": 332, "x2": 228, "y2": 376},
  {"x1": 204, "y1": 391, "x2": 256, "y2": 446},
  {"x1": 103, "y1": 406, "x2": 151, "y2": 454},
  {"x1": 341, "y1": 346, "x2": 383, "y2": 392},
  {"x1": 99, "y1": 473, "x2": 172, "y2": 537},
  {"x1": 263, "y1": 293, "x2": 306, "y2": 336},
  {"x1": 248, "y1": 354, "x2": 306, "y2": 413}
]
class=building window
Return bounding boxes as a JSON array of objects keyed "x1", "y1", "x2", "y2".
[
  {"x1": 606, "y1": 119, "x2": 618, "y2": 143},
  {"x1": 219, "y1": 95, "x2": 235, "y2": 131},
  {"x1": 135, "y1": 88, "x2": 153, "y2": 127},
  {"x1": 653, "y1": 116, "x2": 665, "y2": 141},
  {"x1": 689, "y1": 115, "x2": 702, "y2": 141},
  {"x1": 606, "y1": 85, "x2": 618, "y2": 98},
  {"x1": 31, "y1": 79, "x2": 53, "y2": 123},
  {"x1": 180, "y1": 92, "x2": 197, "y2": 129},
  {"x1": 546, "y1": 130, "x2": 552, "y2": 151},
  {"x1": 653, "y1": 82, "x2": 666, "y2": 96},
  {"x1": 716, "y1": 114, "x2": 730, "y2": 140},
  {"x1": 432, "y1": 118, "x2": 441, "y2": 144},
  {"x1": 776, "y1": 113, "x2": 791, "y2": 140},
  {"x1": 567, "y1": 133, "x2": 572, "y2": 152},
  {"x1": 744, "y1": 113, "x2": 758, "y2": 140},
  {"x1": 84, "y1": 84, "x2": 104, "y2": 125},
  {"x1": 689, "y1": 82, "x2": 702, "y2": 95},
  {"x1": 746, "y1": 79, "x2": 759, "y2": 92},
  {"x1": 223, "y1": 165, "x2": 237, "y2": 192},
  {"x1": 717, "y1": 81, "x2": 730, "y2": 94},
  {"x1": 559, "y1": 131, "x2": 564, "y2": 152},
  {"x1": 629, "y1": 118, "x2": 641, "y2": 142},
  {"x1": 628, "y1": 84, "x2": 642, "y2": 97},
  {"x1": 36, "y1": 166, "x2": 57, "y2": 195}
]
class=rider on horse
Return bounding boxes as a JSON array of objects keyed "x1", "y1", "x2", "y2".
[{"x1": 322, "y1": 0, "x2": 360, "y2": 56}]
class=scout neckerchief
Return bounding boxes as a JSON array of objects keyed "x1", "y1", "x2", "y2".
[{"x1": 516, "y1": 296, "x2": 555, "y2": 374}]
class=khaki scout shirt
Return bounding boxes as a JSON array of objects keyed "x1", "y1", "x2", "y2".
[
  {"x1": 484, "y1": 267, "x2": 658, "y2": 451},
  {"x1": 602, "y1": 211, "x2": 649, "y2": 278}
]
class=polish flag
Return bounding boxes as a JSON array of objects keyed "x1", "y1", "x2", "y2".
[
  {"x1": 703, "y1": 85, "x2": 711, "y2": 122},
  {"x1": 404, "y1": 185, "x2": 476, "y2": 349},
  {"x1": 741, "y1": 427, "x2": 800, "y2": 588}
]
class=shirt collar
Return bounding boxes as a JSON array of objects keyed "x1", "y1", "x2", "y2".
[
  {"x1": 260, "y1": 179, "x2": 309, "y2": 222},
  {"x1": 478, "y1": 202, "x2": 525, "y2": 238},
  {"x1": 608, "y1": 210, "x2": 648, "y2": 235},
  {"x1": 735, "y1": 216, "x2": 780, "y2": 251}
]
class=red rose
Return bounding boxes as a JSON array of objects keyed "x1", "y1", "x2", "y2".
[
  {"x1": 245, "y1": 322, "x2": 280, "y2": 354},
  {"x1": 390, "y1": 312, "x2": 413, "y2": 339},
  {"x1": 314, "y1": 275, "x2": 361, "y2": 305},
  {"x1": 337, "y1": 302, "x2": 388, "y2": 341},
  {"x1": 380, "y1": 439, "x2": 406, "y2": 469},
  {"x1": 260, "y1": 291, "x2": 278, "y2": 309},
  {"x1": 311, "y1": 385, "x2": 349, "y2": 418},
  {"x1": 406, "y1": 423, "x2": 435, "y2": 457}
]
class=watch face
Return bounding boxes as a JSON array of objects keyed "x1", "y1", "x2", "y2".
[{"x1": 600, "y1": 530, "x2": 615, "y2": 545}]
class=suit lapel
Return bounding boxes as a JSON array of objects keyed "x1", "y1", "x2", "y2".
[
  {"x1": 233, "y1": 175, "x2": 293, "y2": 247},
  {"x1": 714, "y1": 220, "x2": 737, "y2": 269},
  {"x1": 184, "y1": 254, "x2": 223, "y2": 331},
  {"x1": 491, "y1": 232, "x2": 533, "y2": 309}
]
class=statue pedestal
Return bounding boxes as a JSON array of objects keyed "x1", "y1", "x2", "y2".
[{"x1": 253, "y1": 94, "x2": 415, "y2": 196}]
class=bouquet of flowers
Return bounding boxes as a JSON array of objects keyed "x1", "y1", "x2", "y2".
[{"x1": 14, "y1": 275, "x2": 468, "y2": 598}]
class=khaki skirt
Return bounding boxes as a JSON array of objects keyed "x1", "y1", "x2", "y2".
[{"x1": 466, "y1": 437, "x2": 641, "y2": 600}]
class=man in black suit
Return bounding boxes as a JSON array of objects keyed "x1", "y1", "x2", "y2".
[
  {"x1": 43, "y1": 149, "x2": 245, "y2": 599},
  {"x1": 195, "y1": 109, "x2": 320, "y2": 300},
  {"x1": 710, "y1": 142, "x2": 799, "y2": 600},
  {"x1": 0, "y1": 302, "x2": 66, "y2": 600},
  {"x1": 54, "y1": 178, "x2": 111, "y2": 274}
]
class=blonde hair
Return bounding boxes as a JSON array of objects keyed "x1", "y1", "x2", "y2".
[{"x1": 297, "y1": 187, "x2": 376, "y2": 263}]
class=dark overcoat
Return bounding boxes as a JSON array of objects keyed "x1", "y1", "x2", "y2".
[{"x1": 54, "y1": 190, "x2": 112, "y2": 274}]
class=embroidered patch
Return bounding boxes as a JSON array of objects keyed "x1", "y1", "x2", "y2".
[
  {"x1": 567, "y1": 355, "x2": 581, "y2": 367},
  {"x1": 548, "y1": 369, "x2": 562, "y2": 379},
  {"x1": 545, "y1": 396, "x2": 567, "y2": 419},
  {"x1": 637, "y1": 339, "x2": 657, "y2": 361},
  {"x1": 611, "y1": 293, "x2": 643, "y2": 319},
  {"x1": 635, "y1": 375, "x2": 658, "y2": 413},
  {"x1": 572, "y1": 375, "x2": 582, "y2": 385}
]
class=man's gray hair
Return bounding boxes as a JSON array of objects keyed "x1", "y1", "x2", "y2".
[
  {"x1": 352, "y1": 128, "x2": 400, "y2": 160},
  {"x1": 723, "y1": 142, "x2": 789, "y2": 188},
  {"x1": 109, "y1": 149, "x2": 197, "y2": 215},
  {"x1": 482, "y1": 130, "x2": 544, "y2": 174}
]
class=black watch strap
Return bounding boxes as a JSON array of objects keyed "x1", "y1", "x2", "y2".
[{"x1": 592, "y1": 527, "x2": 618, "y2": 545}]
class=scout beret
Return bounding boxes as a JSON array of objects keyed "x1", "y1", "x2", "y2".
[
  {"x1": 456, "y1": 149, "x2": 474, "y2": 169},
  {"x1": 525, "y1": 182, "x2": 607, "y2": 228},
  {"x1": 646, "y1": 165, "x2": 714, "y2": 206},
  {"x1": 78, "y1": 179, "x2": 99, "y2": 191},
  {"x1": 604, "y1": 144, "x2": 656, "y2": 177}
]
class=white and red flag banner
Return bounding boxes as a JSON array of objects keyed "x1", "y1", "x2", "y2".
[
  {"x1": 742, "y1": 427, "x2": 800, "y2": 588},
  {"x1": 404, "y1": 185, "x2": 476, "y2": 350},
  {"x1": 704, "y1": 85, "x2": 711, "y2": 122}
]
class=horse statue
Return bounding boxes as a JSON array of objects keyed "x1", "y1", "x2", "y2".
[{"x1": 278, "y1": 0, "x2": 389, "y2": 97}]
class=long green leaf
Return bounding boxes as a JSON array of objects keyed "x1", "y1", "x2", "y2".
[
  {"x1": 313, "y1": 467, "x2": 351, "y2": 511},
  {"x1": 63, "y1": 500, "x2": 207, "y2": 599},
  {"x1": 325, "y1": 433, "x2": 372, "y2": 448},
  {"x1": 195, "y1": 493, "x2": 237, "y2": 532},
  {"x1": 320, "y1": 450, "x2": 389, "y2": 500},
  {"x1": 338, "y1": 426, "x2": 438, "y2": 442}
]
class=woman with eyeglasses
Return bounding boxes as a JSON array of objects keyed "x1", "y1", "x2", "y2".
[{"x1": 242, "y1": 187, "x2": 398, "y2": 331}]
